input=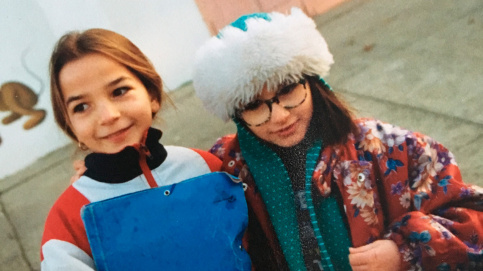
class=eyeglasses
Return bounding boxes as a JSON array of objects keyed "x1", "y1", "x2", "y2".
[{"x1": 237, "y1": 79, "x2": 307, "y2": 127}]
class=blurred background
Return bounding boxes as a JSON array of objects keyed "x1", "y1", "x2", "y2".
[{"x1": 0, "y1": 0, "x2": 481, "y2": 270}]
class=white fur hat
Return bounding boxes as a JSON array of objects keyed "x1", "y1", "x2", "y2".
[{"x1": 193, "y1": 7, "x2": 334, "y2": 121}]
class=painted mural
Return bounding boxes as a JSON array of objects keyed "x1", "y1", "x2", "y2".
[{"x1": 0, "y1": 50, "x2": 46, "y2": 136}]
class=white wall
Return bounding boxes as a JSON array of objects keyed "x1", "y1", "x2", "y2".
[{"x1": 0, "y1": 0, "x2": 211, "y2": 179}]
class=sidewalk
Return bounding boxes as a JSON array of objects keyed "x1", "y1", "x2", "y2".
[{"x1": 1, "y1": 0, "x2": 482, "y2": 269}]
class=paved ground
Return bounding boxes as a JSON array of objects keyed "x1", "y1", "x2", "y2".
[{"x1": 1, "y1": 0, "x2": 482, "y2": 269}]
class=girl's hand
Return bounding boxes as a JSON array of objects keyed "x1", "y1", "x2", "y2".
[
  {"x1": 348, "y1": 240, "x2": 401, "y2": 271},
  {"x1": 70, "y1": 160, "x2": 86, "y2": 184}
]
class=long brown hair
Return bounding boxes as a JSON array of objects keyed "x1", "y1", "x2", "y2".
[
  {"x1": 50, "y1": 28, "x2": 165, "y2": 141},
  {"x1": 307, "y1": 75, "x2": 360, "y2": 146}
]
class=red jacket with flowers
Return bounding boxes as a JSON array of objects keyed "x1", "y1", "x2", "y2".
[{"x1": 210, "y1": 118, "x2": 483, "y2": 270}]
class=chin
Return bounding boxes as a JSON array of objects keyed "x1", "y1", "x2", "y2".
[
  {"x1": 98, "y1": 144, "x2": 129, "y2": 154},
  {"x1": 273, "y1": 134, "x2": 305, "y2": 148}
]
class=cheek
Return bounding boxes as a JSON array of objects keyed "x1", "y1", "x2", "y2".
[
  {"x1": 70, "y1": 123, "x2": 85, "y2": 140},
  {"x1": 68, "y1": 116, "x2": 91, "y2": 140},
  {"x1": 301, "y1": 94, "x2": 314, "y2": 120},
  {"x1": 302, "y1": 104, "x2": 313, "y2": 123}
]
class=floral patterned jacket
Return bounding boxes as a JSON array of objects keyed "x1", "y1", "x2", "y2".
[{"x1": 210, "y1": 118, "x2": 483, "y2": 271}]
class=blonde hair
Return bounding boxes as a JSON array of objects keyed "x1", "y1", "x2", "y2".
[{"x1": 50, "y1": 28, "x2": 164, "y2": 141}]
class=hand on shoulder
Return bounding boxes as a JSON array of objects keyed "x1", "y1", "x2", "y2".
[{"x1": 70, "y1": 160, "x2": 86, "y2": 184}]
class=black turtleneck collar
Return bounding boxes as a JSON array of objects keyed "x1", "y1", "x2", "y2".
[{"x1": 83, "y1": 127, "x2": 167, "y2": 183}]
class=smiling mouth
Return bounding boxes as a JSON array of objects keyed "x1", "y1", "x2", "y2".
[
  {"x1": 101, "y1": 125, "x2": 132, "y2": 140},
  {"x1": 273, "y1": 122, "x2": 297, "y2": 135}
]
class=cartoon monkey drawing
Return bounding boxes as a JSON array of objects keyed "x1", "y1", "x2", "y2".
[
  {"x1": 0, "y1": 48, "x2": 46, "y2": 130},
  {"x1": 0, "y1": 81, "x2": 46, "y2": 129}
]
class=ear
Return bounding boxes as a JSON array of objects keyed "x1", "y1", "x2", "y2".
[{"x1": 150, "y1": 98, "x2": 160, "y2": 115}]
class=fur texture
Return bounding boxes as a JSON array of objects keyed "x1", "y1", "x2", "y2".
[{"x1": 193, "y1": 7, "x2": 333, "y2": 121}]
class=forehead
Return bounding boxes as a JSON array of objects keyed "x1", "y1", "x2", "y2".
[
  {"x1": 59, "y1": 53, "x2": 131, "y2": 96},
  {"x1": 257, "y1": 85, "x2": 274, "y2": 100},
  {"x1": 256, "y1": 80, "x2": 296, "y2": 99}
]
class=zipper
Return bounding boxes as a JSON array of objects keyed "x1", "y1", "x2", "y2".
[
  {"x1": 135, "y1": 143, "x2": 158, "y2": 188},
  {"x1": 140, "y1": 143, "x2": 152, "y2": 159}
]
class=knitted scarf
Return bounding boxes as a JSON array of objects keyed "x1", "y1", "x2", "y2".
[{"x1": 236, "y1": 120, "x2": 352, "y2": 271}]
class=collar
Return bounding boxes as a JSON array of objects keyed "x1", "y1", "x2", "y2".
[{"x1": 83, "y1": 127, "x2": 167, "y2": 183}]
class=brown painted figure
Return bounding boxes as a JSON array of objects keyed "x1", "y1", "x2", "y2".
[{"x1": 0, "y1": 81, "x2": 46, "y2": 129}]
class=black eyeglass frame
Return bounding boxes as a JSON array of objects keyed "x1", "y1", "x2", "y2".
[{"x1": 236, "y1": 78, "x2": 308, "y2": 127}]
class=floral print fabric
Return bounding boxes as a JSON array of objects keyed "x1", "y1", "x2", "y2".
[{"x1": 211, "y1": 118, "x2": 483, "y2": 270}]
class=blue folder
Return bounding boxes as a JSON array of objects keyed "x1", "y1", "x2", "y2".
[{"x1": 81, "y1": 172, "x2": 251, "y2": 271}]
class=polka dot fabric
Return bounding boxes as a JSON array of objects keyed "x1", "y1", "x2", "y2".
[{"x1": 237, "y1": 123, "x2": 306, "y2": 270}]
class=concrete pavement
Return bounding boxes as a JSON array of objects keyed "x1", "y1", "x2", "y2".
[{"x1": 1, "y1": 0, "x2": 482, "y2": 269}]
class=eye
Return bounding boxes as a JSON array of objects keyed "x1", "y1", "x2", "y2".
[
  {"x1": 277, "y1": 83, "x2": 297, "y2": 96},
  {"x1": 243, "y1": 99, "x2": 264, "y2": 111},
  {"x1": 112, "y1": 87, "x2": 129, "y2": 97},
  {"x1": 73, "y1": 103, "x2": 89, "y2": 113}
]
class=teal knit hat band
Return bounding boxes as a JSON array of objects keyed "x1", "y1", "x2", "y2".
[{"x1": 222, "y1": 12, "x2": 271, "y2": 34}]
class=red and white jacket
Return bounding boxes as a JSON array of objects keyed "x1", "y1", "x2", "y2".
[{"x1": 40, "y1": 128, "x2": 222, "y2": 270}]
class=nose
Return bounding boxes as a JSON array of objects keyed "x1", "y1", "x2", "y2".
[
  {"x1": 98, "y1": 101, "x2": 120, "y2": 125},
  {"x1": 270, "y1": 102, "x2": 290, "y2": 123}
]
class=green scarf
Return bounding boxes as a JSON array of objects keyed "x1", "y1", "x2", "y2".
[
  {"x1": 236, "y1": 121, "x2": 307, "y2": 270},
  {"x1": 236, "y1": 121, "x2": 352, "y2": 271}
]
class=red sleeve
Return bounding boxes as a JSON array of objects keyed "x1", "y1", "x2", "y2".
[
  {"x1": 190, "y1": 148, "x2": 223, "y2": 172},
  {"x1": 355, "y1": 119, "x2": 483, "y2": 270},
  {"x1": 41, "y1": 186, "x2": 92, "y2": 260}
]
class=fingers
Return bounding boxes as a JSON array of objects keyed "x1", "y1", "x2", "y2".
[
  {"x1": 348, "y1": 250, "x2": 367, "y2": 266},
  {"x1": 69, "y1": 175, "x2": 79, "y2": 185},
  {"x1": 349, "y1": 243, "x2": 378, "y2": 268},
  {"x1": 70, "y1": 160, "x2": 87, "y2": 184},
  {"x1": 73, "y1": 160, "x2": 86, "y2": 171},
  {"x1": 349, "y1": 240, "x2": 402, "y2": 271},
  {"x1": 351, "y1": 265, "x2": 369, "y2": 271},
  {"x1": 349, "y1": 241, "x2": 377, "y2": 253},
  {"x1": 348, "y1": 243, "x2": 373, "y2": 269}
]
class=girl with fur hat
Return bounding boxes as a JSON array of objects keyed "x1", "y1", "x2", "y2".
[{"x1": 193, "y1": 8, "x2": 483, "y2": 271}]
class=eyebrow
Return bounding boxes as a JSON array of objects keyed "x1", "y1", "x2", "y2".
[
  {"x1": 107, "y1": 76, "x2": 129, "y2": 88},
  {"x1": 64, "y1": 76, "x2": 130, "y2": 106},
  {"x1": 277, "y1": 82, "x2": 297, "y2": 91},
  {"x1": 65, "y1": 95, "x2": 84, "y2": 107}
]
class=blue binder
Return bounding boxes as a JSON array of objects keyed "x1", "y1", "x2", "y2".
[{"x1": 81, "y1": 172, "x2": 251, "y2": 271}]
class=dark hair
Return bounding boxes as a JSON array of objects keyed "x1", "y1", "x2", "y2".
[
  {"x1": 307, "y1": 75, "x2": 360, "y2": 146},
  {"x1": 50, "y1": 28, "x2": 164, "y2": 141}
]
